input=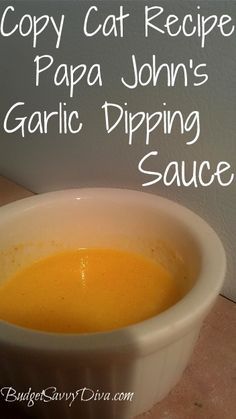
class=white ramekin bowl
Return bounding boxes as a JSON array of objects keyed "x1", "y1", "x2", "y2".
[{"x1": 0, "y1": 189, "x2": 226, "y2": 419}]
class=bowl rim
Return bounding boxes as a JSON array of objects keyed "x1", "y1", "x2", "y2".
[{"x1": 0, "y1": 188, "x2": 226, "y2": 355}]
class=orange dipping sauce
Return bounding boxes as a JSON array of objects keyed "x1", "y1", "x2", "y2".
[{"x1": 0, "y1": 248, "x2": 183, "y2": 333}]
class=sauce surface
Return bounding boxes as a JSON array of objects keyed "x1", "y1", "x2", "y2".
[{"x1": 0, "y1": 248, "x2": 182, "y2": 333}]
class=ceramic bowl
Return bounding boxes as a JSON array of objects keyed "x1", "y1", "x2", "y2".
[{"x1": 0, "y1": 189, "x2": 226, "y2": 418}]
